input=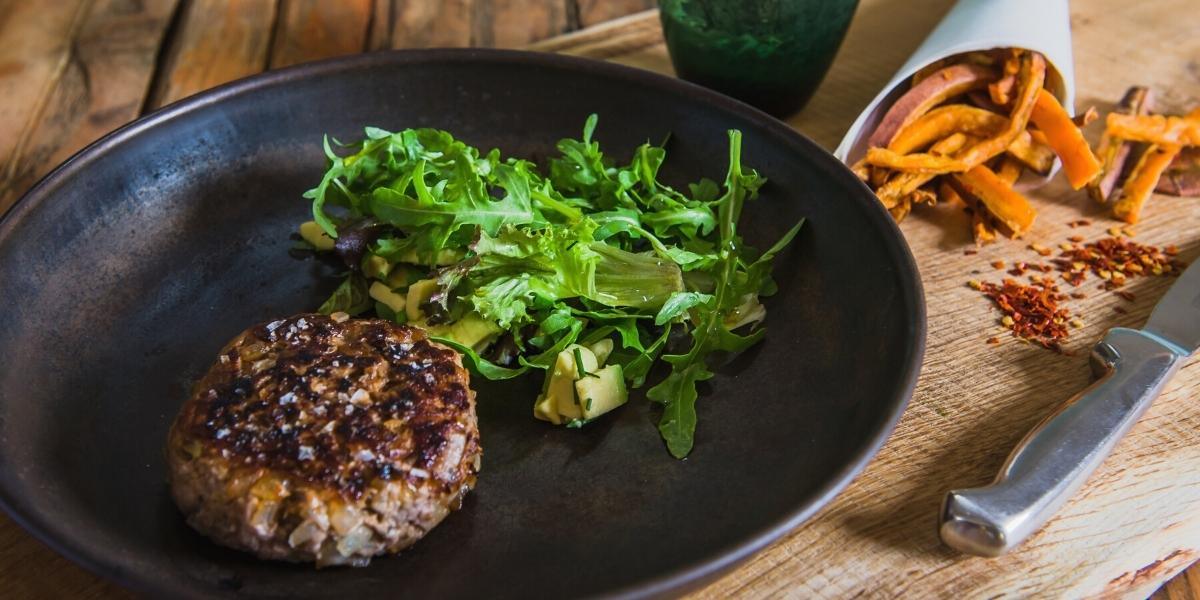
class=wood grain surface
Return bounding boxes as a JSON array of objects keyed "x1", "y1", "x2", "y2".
[{"x1": 0, "y1": 0, "x2": 1198, "y2": 597}]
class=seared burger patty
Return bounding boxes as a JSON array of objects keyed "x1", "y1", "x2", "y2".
[{"x1": 167, "y1": 314, "x2": 480, "y2": 567}]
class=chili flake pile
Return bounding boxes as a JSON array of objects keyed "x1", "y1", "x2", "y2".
[
  {"x1": 1052, "y1": 236, "x2": 1184, "y2": 289},
  {"x1": 969, "y1": 278, "x2": 1072, "y2": 351}
]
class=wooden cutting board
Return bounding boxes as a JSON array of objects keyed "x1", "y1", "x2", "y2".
[
  {"x1": 0, "y1": 0, "x2": 1197, "y2": 598},
  {"x1": 533, "y1": 2, "x2": 1200, "y2": 598}
]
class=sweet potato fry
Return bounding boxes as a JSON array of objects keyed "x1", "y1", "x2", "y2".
[
  {"x1": 1156, "y1": 146, "x2": 1200, "y2": 196},
  {"x1": 1112, "y1": 144, "x2": 1181, "y2": 223},
  {"x1": 955, "y1": 51, "x2": 1046, "y2": 171},
  {"x1": 996, "y1": 157, "x2": 1024, "y2": 185},
  {"x1": 889, "y1": 199, "x2": 912, "y2": 222},
  {"x1": 988, "y1": 51, "x2": 1021, "y2": 106},
  {"x1": 972, "y1": 210, "x2": 998, "y2": 244},
  {"x1": 1007, "y1": 130, "x2": 1057, "y2": 174},
  {"x1": 1028, "y1": 88, "x2": 1101, "y2": 189},
  {"x1": 1072, "y1": 106, "x2": 1099, "y2": 127},
  {"x1": 950, "y1": 165, "x2": 1037, "y2": 235},
  {"x1": 867, "y1": 63, "x2": 998, "y2": 148},
  {"x1": 1090, "y1": 86, "x2": 1154, "y2": 202},
  {"x1": 938, "y1": 180, "x2": 966, "y2": 207},
  {"x1": 864, "y1": 148, "x2": 968, "y2": 174},
  {"x1": 877, "y1": 134, "x2": 977, "y2": 204},
  {"x1": 905, "y1": 187, "x2": 938, "y2": 207},
  {"x1": 888, "y1": 106, "x2": 1005, "y2": 154},
  {"x1": 1105, "y1": 113, "x2": 1200, "y2": 146}
]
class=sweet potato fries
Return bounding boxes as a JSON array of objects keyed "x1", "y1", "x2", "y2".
[{"x1": 856, "y1": 49, "x2": 1099, "y2": 243}]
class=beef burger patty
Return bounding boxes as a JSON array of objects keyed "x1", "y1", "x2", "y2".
[{"x1": 167, "y1": 314, "x2": 480, "y2": 566}]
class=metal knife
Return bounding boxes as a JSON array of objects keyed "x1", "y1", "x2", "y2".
[{"x1": 940, "y1": 258, "x2": 1200, "y2": 557}]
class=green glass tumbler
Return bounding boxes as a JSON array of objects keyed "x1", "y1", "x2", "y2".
[{"x1": 659, "y1": 0, "x2": 859, "y2": 117}]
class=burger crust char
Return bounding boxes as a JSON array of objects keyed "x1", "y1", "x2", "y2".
[{"x1": 167, "y1": 314, "x2": 480, "y2": 567}]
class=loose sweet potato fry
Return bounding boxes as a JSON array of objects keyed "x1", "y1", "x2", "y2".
[
  {"x1": 1029, "y1": 88, "x2": 1101, "y2": 189},
  {"x1": 889, "y1": 199, "x2": 912, "y2": 222},
  {"x1": 1105, "y1": 113, "x2": 1200, "y2": 146},
  {"x1": 864, "y1": 148, "x2": 968, "y2": 174},
  {"x1": 1156, "y1": 146, "x2": 1200, "y2": 196},
  {"x1": 950, "y1": 165, "x2": 1037, "y2": 235},
  {"x1": 1090, "y1": 86, "x2": 1154, "y2": 202},
  {"x1": 1007, "y1": 130, "x2": 1057, "y2": 174},
  {"x1": 867, "y1": 63, "x2": 997, "y2": 148},
  {"x1": 888, "y1": 106, "x2": 1005, "y2": 154},
  {"x1": 1112, "y1": 144, "x2": 1181, "y2": 223}
]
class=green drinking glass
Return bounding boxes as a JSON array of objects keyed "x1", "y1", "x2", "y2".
[{"x1": 659, "y1": 0, "x2": 859, "y2": 117}]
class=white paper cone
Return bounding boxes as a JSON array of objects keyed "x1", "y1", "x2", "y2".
[{"x1": 833, "y1": 0, "x2": 1075, "y2": 179}]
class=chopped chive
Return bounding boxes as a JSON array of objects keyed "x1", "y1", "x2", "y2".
[
  {"x1": 585, "y1": 397, "x2": 593, "y2": 411},
  {"x1": 573, "y1": 348, "x2": 588, "y2": 379}
]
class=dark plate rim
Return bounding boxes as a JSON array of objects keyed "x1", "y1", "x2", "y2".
[{"x1": 0, "y1": 48, "x2": 926, "y2": 599}]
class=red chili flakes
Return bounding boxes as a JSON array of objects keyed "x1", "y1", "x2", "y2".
[
  {"x1": 1067, "y1": 219, "x2": 1092, "y2": 228},
  {"x1": 964, "y1": 249, "x2": 979, "y2": 256},
  {"x1": 986, "y1": 337, "x2": 1001, "y2": 345},
  {"x1": 1070, "y1": 291, "x2": 1087, "y2": 299},
  {"x1": 991, "y1": 260, "x2": 1006, "y2": 269},
  {"x1": 1051, "y1": 237, "x2": 1187, "y2": 289},
  {"x1": 1115, "y1": 290, "x2": 1137, "y2": 302},
  {"x1": 1068, "y1": 235, "x2": 1085, "y2": 243},
  {"x1": 1114, "y1": 306, "x2": 1129, "y2": 314},
  {"x1": 977, "y1": 278, "x2": 1071, "y2": 352}
]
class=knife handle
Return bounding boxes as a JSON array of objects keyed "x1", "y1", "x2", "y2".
[{"x1": 939, "y1": 327, "x2": 1185, "y2": 557}]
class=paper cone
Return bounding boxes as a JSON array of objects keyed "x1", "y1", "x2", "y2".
[{"x1": 833, "y1": 0, "x2": 1075, "y2": 180}]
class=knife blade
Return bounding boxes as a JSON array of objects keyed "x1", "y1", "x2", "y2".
[
  {"x1": 940, "y1": 259, "x2": 1198, "y2": 557},
  {"x1": 1145, "y1": 258, "x2": 1200, "y2": 354}
]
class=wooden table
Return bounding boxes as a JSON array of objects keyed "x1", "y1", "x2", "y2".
[{"x1": 2, "y1": 1, "x2": 1198, "y2": 597}]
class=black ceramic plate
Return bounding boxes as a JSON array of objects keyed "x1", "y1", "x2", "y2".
[{"x1": 0, "y1": 50, "x2": 923, "y2": 598}]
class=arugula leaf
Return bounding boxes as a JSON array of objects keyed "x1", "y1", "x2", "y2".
[
  {"x1": 654, "y1": 291, "x2": 714, "y2": 325},
  {"x1": 646, "y1": 129, "x2": 767, "y2": 458}
]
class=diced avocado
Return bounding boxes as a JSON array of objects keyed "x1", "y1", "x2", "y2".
[
  {"x1": 551, "y1": 345, "x2": 597, "y2": 420},
  {"x1": 405, "y1": 278, "x2": 439, "y2": 322},
  {"x1": 588, "y1": 338, "x2": 614, "y2": 366},
  {"x1": 299, "y1": 221, "x2": 335, "y2": 251},
  {"x1": 533, "y1": 392, "x2": 561, "y2": 425},
  {"x1": 424, "y1": 313, "x2": 502, "y2": 352},
  {"x1": 575, "y1": 365, "x2": 628, "y2": 419},
  {"x1": 395, "y1": 247, "x2": 464, "y2": 266},
  {"x1": 368, "y1": 282, "x2": 406, "y2": 313},
  {"x1": 363, "y1": 254, "x2": 392, "y2": 279},
  {"x1": 384, "y1": 265, "x2": 410, "y2": 289}
]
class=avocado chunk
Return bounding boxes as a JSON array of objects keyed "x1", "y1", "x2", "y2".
[
  {"x1": 362, "y1": 254, "x2": 392, "y2": 279},
  {"x1": 299, "y1": 221, "x2": 335, "y2": 251},
  {"x1": 405, "y1": 278, "x2": 439, "y2": 322},
  {"x1": 533, "y1": 344, "x2": 598, "y2": 423},
  {"x1": 368, "y1": 281, "x2": 407, "y2": 314},
  {"x1": 587, "y1": 338, "x2": 614, "y2": 365},
  {"x1": 425, "y1": 313, "x2": 502, "y2": 352},
  {"x1": 394, "y1": 247, "x2": 464, "y2": 266},
  {"x1": 575, "y1": 364, "x2": 628, "y2": 419}
]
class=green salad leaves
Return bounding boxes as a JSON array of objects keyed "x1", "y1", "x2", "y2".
[{"x1": 301, "y1": 115, "x2": 801, "y2": 458}]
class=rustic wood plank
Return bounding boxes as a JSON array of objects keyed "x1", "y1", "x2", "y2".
[
  {"x1": 268, "y1": 0, "x2": 372, "y2": 68},
  {"x1": 147, "y1": 0, "x2": 278, "y2": 108},
  {"x1": 390, "y1": 0, "x2": 473, "y2": 48},
  {"x1": 526, "y1": 9, "x2": 660, "y2": 60},
  {"x1": 547, "y1": 2, "x2": 1200, "y2": 599},
  {"x1": 574, "y1": 0, "x2": 655, "y2": 28},
  {"x1": 366, "y1": 0, "x2": 393, "y2": 51},
  {"x1": 390, "y1": 0, "x2": 571, "y2": 50},
  {"x1": 474, "y1": 0, "x2": 569, "y2": 48},
  {"x1": 0, "y1": 0, "x2": 92, "y2": 213},
  {"x1": 0, "y1": 0, "x2": 181, "y2": 214}
]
